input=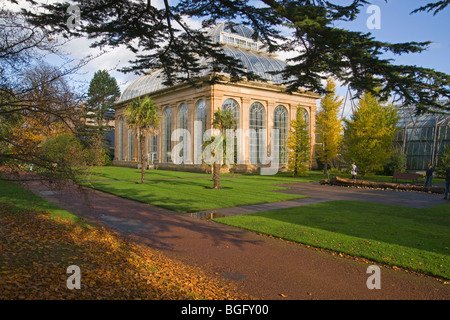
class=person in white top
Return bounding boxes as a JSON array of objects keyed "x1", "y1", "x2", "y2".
[{"x1": 351, "y1": 162, "x2": 358, "y2": 180}]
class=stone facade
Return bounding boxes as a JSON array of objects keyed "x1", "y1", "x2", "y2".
[
  {"x1": 112, "y1": 21, "x2": 320, "y2": 173},
  {"x1": 113, "y1": 75, "x2": 319, "y2": 173}
]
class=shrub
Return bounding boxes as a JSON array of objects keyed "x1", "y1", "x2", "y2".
[
  {"x1": 384, "y1": 150, "x2": 407, "y2": 175},
  {"x1": 436, "y1": 145, "x2": 450, "y2": 178}
]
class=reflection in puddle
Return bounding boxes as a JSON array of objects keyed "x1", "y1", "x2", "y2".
[
  {"x1": 39, "y1": 190, "x2": 62, "y2": 195},
  {"x1": 101, "y1": 215, "x2": 157, "y2": 233},
  {"x1": 187, "y1": 212, "x2": 226, "y2": 220},
  {"x1": 220, "y1": 272, "x2": 247, "y2": 281}
]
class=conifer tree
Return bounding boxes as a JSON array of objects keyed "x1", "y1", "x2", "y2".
[
  {"x1": 343, "y1": 92, "x2": 399, "y2": 177},
  {"x1": 85, "y1": 70, "x2": 121, "y2": 146},
  {"x1": 316, "y1": 78, "x2": 344, "y2": 174},
  {"x1": 287, "y1": 108, "x2": 310, "y2": 177}
]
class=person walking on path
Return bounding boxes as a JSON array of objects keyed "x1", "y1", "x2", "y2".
[
  {"x1": 444, "y1": 163, "x2": 450, "y2": 200},
  {"x1": 424, "y1": 162, "x2": 434, "y2": 187},
  {"x1": 351, "y1": 162, "x2": 358, "y2": 180}
]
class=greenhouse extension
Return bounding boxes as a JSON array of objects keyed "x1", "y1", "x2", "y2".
[{"x1": 395, "y1": 104, "x2": 450, "y2": 171}]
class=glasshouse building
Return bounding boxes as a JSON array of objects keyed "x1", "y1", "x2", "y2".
[
  {"x1": 113, "y1": 21, "x2": 320, "y2": 172},
  {"x1": 395, "y1": 105, "x2": 450, "y2": 171}
]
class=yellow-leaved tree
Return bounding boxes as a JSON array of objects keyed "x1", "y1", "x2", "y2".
[
  {"x1": 316, "y1": 78, "x2": 344, "y2": 174},
  {"x1": 343, "y1": 91, "x2": 399, "y2": 177},
  {"x1": 287, "y1": 107, "x2": 310, "y2": 177}
]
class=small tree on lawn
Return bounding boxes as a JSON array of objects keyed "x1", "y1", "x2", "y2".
[
  {"x1": 316, "y1": 78, "x2": 344, "y2": 174},
  {"x1": 287, "y1": 108, "x2": 310, "y2": 177},
  {"x1": 205, "y1": 108, "x2": 235, "y2": 189},
  {"x1": 124, "y1": 96, "x2": 161, "y2": 184}
]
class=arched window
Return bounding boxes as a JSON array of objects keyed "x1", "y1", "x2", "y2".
[
  {"x1": 297, "y1": 107, "x2": 309, "y2": 128},
  {"x1": 274, "y1": 105, "x2": 288, "y2": 164},
  {"x1": 118, "y1": 117, "x2": 124, "y2": 161},
  {"x1": 222, "y1": 98, "x2": 240, "y2": 164},
  {"x1": 178, "y1": 103, "x2": 188, "y2": 129},
  {"x1": 162, "y1": 107, "x2": 172, "y2": 162},
  {"x1": 222, "y1": 98, "x2": 240, "y2": 128},
  {"x1": 128, "y1": 127, "x2": 134, "y2": 161},
  {"x1": 249, "y1": 102, "x2": 266, "y2": 164},
  {"x1": 194, "y1": 99, "x2": 207, "y2": 164},
  {"x1": 195, "y1": 99, "x2": 207, "y2": 138},
  {"x1": 149, "y1": 134, "x2": 158, "y2": 163},
  {"x1": 177, "y1": 103, "x2": 189, "y2": 160}
]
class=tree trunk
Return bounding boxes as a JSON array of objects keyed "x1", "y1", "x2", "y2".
[
  {"x1": 213, "y1": 162, "x2": 221, "y2": 189},
  {"x1": 140, "y1": 134, "x2": 145, "y2": 184},
  {"x1": 323, "y1": 155, "x2": 328, "y2": 175}
]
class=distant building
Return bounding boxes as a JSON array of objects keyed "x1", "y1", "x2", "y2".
[
  {"x1": 82, "y1": 109, "x2": 115, "y2": 151},
  {"x1": 113, "y1": 21, "x2": 320, "y2": 173},
  {"x1": 395, "y1": 105, "x2": 450, "y2": 171}
]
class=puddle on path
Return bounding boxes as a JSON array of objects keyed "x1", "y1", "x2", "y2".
[
  {"x1": 39, "y1": 190, "x2": 62, "y2": 196},
  {"x1": 220, "y1": 272, "x2": 247, "y2": 281},
  {"x1": 186, "y1": 212, "x2": 227, "y2": 220},
  {"x1": 101, "y1": 215, "x2": 157, "y2": 233}
]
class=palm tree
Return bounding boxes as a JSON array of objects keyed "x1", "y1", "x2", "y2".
[
  {"x1": 206, "y1": 108, "x2": 236, "y2": 189},
  {"x1": 124, "y1": 96, "x2": 161, "y2": 184}
]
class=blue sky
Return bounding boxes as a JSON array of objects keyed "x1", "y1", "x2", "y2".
[
  {"x1": 339, "y1": 0, "x2": 449, "y2": 74},
  {"x1": 323, "y1": 0, "x2": 450, "y2": 115}
]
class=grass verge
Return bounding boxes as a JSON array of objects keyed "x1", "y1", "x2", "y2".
[{"x1": 214, "y1": 200, "x2": 450, "y2": 280}]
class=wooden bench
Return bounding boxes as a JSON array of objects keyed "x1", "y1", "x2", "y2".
[{"x1": 392, "y1": 172, "x2": 420, "y2": 183}]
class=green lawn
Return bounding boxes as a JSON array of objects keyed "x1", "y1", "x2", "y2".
[
  {"x1": 83, "y1": 171, "x2": 307, "y2": 213},
  {"x1": 84, "y1": 166, "x2": 213, "y2": 181},
  {"x1": 215, "y1": 201, "x2": 450, "y2": 279},
  {"x1": 85, "y1": 166, "x2": 330, "y2": 182}
]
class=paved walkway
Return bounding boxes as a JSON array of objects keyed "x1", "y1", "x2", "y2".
[
  {"x1": 23, "y1": 179, "x2": 450, "y2": 300},
  {"x1": 205, "y1": 181, "x2": 446, "y2": 216}
]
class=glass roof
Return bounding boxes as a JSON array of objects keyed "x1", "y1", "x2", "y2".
[
  {"x1": 118, "y1": 22, "x2": 288, "y2": 103},
  {"x1": 207, "y1": 21, "x2": 257, "y2": 40},
  {"x1": 397, "y1": 105, "x2": 450, "y2": 128}
]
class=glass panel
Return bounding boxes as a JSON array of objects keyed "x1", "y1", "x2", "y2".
[
  {"x1": 195, "y1": 99, "x2": 207, "y2": 140},
  {"x1": 222, "y1": 98, "x2": 240, "y2": 163},
  {"x1": 149, "y1": 134, "x2": 158, "y2": 162},
  {"x1": 128, "y1": 128, "x2": 134, "y2": 161},
  {"x1": 119, "y1": 118, "x2": 124, "y2": 161},
  {"x1": 274, "y1": 105, "x2": 288, "y2": 164},
  {"x1": 222, "y1": 98, "x2": 240, "y2": 128},
  {"x1": 297, "y1": 108, "x2": 309, "y2": 130},
  {"x1": 249, "y1": 102, "x2": 266, "y2": 164},
  {"x1": 162, "y1": 107, "x2": 172, "y2": 162},
  {"x1": 177, "y1": 103, "x2": 189, "y2": 160}
]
